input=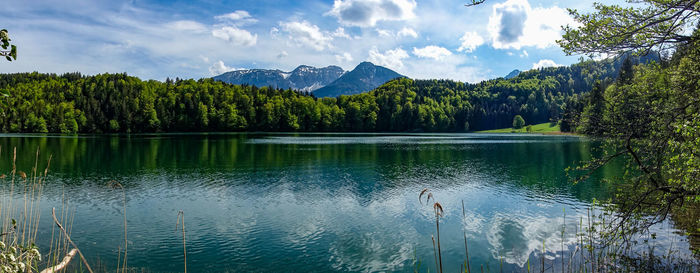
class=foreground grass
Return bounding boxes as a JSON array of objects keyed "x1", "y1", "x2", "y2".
[{"x1": 475, "y1": 122, "x2": 562, "y2": 134}]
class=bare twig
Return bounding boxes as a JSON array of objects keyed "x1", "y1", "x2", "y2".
[
  {"x1": 40, "y1": 248, "x2": 77, "y2": 273},
  {"x1": 51, "y1": 207, "x2": 94, "y2": 273}
]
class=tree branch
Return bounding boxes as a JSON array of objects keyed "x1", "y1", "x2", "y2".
[{"x1": 51, "y1": 207, "x2": 94, "y2": 273}]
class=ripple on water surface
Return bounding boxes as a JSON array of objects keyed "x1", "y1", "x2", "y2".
[{"x1": 0, "y1": 133, "x2": 693, "y2": 272}]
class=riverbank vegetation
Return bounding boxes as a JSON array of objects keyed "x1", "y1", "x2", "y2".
[
  {"x1": 556, "y1": 0, "x2": 700, "y2": 257},
  {"x1": 0, "y1": 53, "x2": 651, "y2": 134}
]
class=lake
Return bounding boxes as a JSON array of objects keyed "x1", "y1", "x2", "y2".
[{"x1": 0, "y1": 133, "x2": 693, "y2": 272}]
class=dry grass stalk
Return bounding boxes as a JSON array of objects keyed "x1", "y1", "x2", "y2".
[
  {"x1": 431, "y1": 235, "x2": 438, "y2": 273},
  {"x1": 462, "y1": 200, "x2": 471, "y2": 273},
  {"x1": 419, "y1": 188, "x2": 443, "y2": 273},
  {"x1": 176, "y1": 210, "x2": 187, "y2": 273},
  {"x1": 0, "y1": 147, "x2": 49, "y2": 271},
  {"x1": 110, "y1": 180, "x2": 128, "y2": 273}
]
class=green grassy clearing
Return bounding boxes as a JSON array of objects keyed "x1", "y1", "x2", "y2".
[{"x1": 475, "y1": 122, "x2": 561, "y2": 134}]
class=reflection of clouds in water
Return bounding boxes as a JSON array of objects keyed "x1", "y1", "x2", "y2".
[
  {"x1": 462, "y1": 210, "x2": 487, "y2": 235},
  {"x1": 326, "y1": 196, "x2": 419, "y2": 272},
  {"x1": 329, "y1": 232, "x2": 414, "y2": 272},
  {"x1": 8, "y1": 134, "x2": 696, "y2": 272},
  {"x1": 241, "y1": 189, "x2": 420, "y2": 272},
  {"x1": 325, "y1": 194, "x2": 419, "y2": 272},
  {"x1": 284, "y1": 218, "x2": 326, "y2": 248},
  {"x1": 486, "y1": 212, "x2": 582, "y2": 266},
  {"x1": 535, "y1": 202, "x2": 553, "y2": 208}
]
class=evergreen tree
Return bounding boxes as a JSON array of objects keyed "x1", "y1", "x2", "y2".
[{"x1": 579, "y1": 80, "x2": 606, "y2": 136}]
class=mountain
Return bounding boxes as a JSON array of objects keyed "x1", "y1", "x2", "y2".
[
  {"x1": 504, "y1": 69, "x2": 521, "y2": 79},
  {"x1": 313, "y1": 62, "x2": 404, "y2": 97},
  {"x1": 287, "y1": 65, "x2": 345, "y2": 91},
  {"x1": 213, "y1": 65, "x2": 345, "y2": 92}
]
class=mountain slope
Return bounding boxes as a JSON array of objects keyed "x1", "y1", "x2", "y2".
[
  {"x1": 313, "y1": 62, "x2": 404, "y2": 97},
  {"x1": 504, "y1": 69, "x2": 521, "y2": 79},
  {"x1": 287, "y1": 65, "x2": 345, "y2": 91},
  {"x1": 213, "y1": 65, "x2": 345, "y2": 92}
]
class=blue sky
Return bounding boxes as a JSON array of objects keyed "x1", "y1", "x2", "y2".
[{"x1": 3, "y1": 0, "x2": 607, "y2": 82}]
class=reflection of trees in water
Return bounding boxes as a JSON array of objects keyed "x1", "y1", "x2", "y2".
[
  {"x1": 671, "y1": 203, "x2": 700, "y2": 256},
  {"x1": 0, "y1": 134, "x2": 621, "y2": 204},
  {"x1": 0, "y1": 134, "x2": 695, "y2": 270}
]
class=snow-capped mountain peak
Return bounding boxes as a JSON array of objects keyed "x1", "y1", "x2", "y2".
[{"x1": 213, "y1": 65, "x2": 345, "y2": 92}]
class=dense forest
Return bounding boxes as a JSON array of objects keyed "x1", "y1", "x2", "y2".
[{"x1": 0, "y1": 55, "x2": 653, "y2": 133}]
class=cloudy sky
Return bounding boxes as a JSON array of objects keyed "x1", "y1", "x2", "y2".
[{"x1": 2, "y1": 0, "x2": 608, "y2": 82}]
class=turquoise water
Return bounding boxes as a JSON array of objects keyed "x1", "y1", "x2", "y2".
[{"x1": 0, "y1": 133, "x2": 692, "y2": 272}]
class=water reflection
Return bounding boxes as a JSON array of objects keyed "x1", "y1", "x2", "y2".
[{"x1": 0, "y1": 133, "x2": 692, "y2": 272}]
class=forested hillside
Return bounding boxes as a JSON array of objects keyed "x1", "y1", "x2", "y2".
[{"x1": 0, "y1": 55, "x2": 654, "y2": 133}]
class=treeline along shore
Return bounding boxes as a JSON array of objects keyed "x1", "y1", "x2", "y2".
[{"x1": 0, "y1": 55, "x2": 652, "y2": 134}]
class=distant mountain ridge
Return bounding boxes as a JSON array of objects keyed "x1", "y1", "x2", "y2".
[
  {"x1": 212, "y1": 62, "x2": 404, "y2": 97},
  {"x1": 313, "y1": 62, "x2": 405, "y2": 97},
  {"x1": 504, "y1": 69, "x2": 521, "y2": 79},
  {"x1": 213, "y1": 65, "x2": 345, "y2": 92}
]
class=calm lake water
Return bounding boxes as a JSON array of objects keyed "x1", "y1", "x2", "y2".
[{"x1": 0, "y1": 133, "x2": 693, "y2": 272}]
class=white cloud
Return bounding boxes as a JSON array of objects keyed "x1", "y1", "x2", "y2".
[
  {"x1": 376, "y1": 28, "x2": 393, "y2": 37},
  {"x1": 0, "y1": 0, "x2": 580, "y2": 83},
  {"x1": 211, "y1": 11, "x2": 259, "y2": 47},
  {"x1": 270, "y1": 27, "x2": 280, "y2": 36},
  {"x1": 521, "y1": 50, "x2": 528, "y2": 57},
  {"x1": 397, "y1": 27, "x2": 418, "y2": 38},
  {"x1": 211, "y1": 26, "x2": 258, "y2": 46},
  {"x1": 531, "y1": 59, "x2": 560, "y2": 69},
  {"x1": 488, "y1": 0, "x2": 574, "y2": 49},
  {"x1": 591, "y1": 52, "x2": 610, "y2": 61},
  {"x1": 399, "y1": 55, "x2": 487, "y2": 83},
  {"x1": 412, "y1": 45, "x2": 452, "y2": 60},
  {"x1": 277, "y1": 51, "x2": 288, "y2": 59},
  {"x1": 335, "y1": 52, "x2": 353, "y2": 63},
  {"x1": 279, "y1": 20, "x2": 333, "y2": 51},
  {"x1": 368, "y1": 47, "x2": 409, "y2": 69},
  {"x1": 457, "y1": 31, "x2": 484, "y2": 53},
  {"x1": 332, "y1": 27, "x2": 351, "y2": 39},
  {"x1": 209, "y1": 60, "x2": 240, "y2": 75},
  {"x1": 328, "y1": 0, "x2": 417, "y2": 27},
  {"x1": 214, "y1": 10, "x2": 258, "y2": 25},
  {"x1": 166, "y1": 20, "x2": 208, "y2": 33}
]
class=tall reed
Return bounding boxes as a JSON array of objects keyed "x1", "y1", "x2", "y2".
[
  {"x1": 0, "y1": 147, "x2": 47, "y2": 272},
  {"x1": 110, "y1": 180, "x2": 128, "y2": 273},
  {"x1": 1, "y1": 146, "x2": 95, "y2": 273},
  {"x1": 176, "y1": 210, "x2": 187, "y2": 273},
  {"x1": 419, "y1": 188, "x2": 444, "y2": 273},
  {"x1": 462, "y1": 200, "x2": 471, "y2": 273}
]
